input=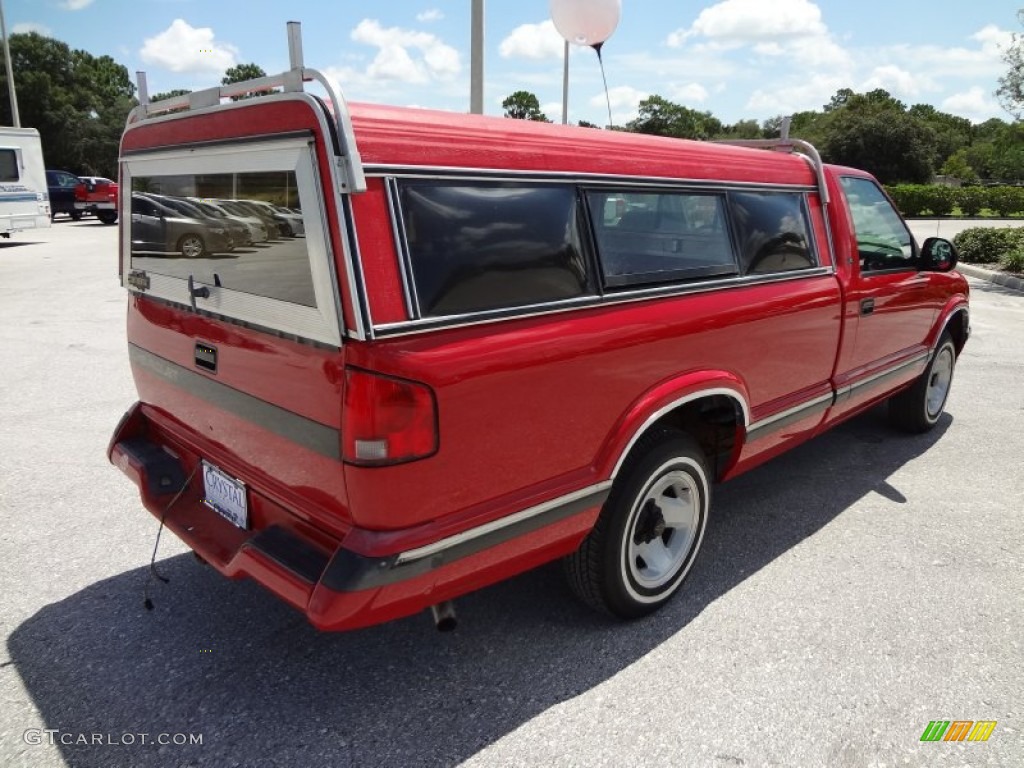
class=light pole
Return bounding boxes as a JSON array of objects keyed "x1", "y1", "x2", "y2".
[
  {"x1": 470, "y1": 0, "x2": 484, "y2": 114},
  {"x1": 561, "y1": 40, "x2": 569, "y2": 124},
  {"x1": 0, "y1": 0, "x2": 20, "y2": 127}
]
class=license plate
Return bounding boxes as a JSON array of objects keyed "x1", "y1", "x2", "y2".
[{"x1": 201, "y1": 460, "x2": 248, "y2": 529}]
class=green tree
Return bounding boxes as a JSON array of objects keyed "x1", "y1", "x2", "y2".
[
  {"x1": 997, "y1": 9, "x2": 1024, "y2": 119},
  {"x1": 908, "y1": 103, "x2": 973, "y2": 169},
  {"x1": 0, "y1": 32, "x2": 135, "y2": 177},
  {"x1": 149, "y1": 88, "x2": 191, "y2": 102},
  {"x1": 626, "y1": 95, "x2": 722, "y2": 140},
  {"x1": 818, "y1": 89, "x2": 936, "y2": 183},
  {"x1": 222, "y1": 63, "x2": 268, "y2": 101},
  {"x1": 939, "y1": 149, "x2": 980, "y2": 183},
  {"x1": 719, "y1": 119, "x2": 762, "y2": 139},
  {"x1": 577, "y1": 119, "x2": 600, "y2": 128},
  {"x1": 502, "y1": 91, "x2": 549, "y2": 121}
]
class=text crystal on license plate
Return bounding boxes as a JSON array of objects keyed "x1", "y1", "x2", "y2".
[{"x1": 202, "y1": 460, "x2": 248, "y2": 529}]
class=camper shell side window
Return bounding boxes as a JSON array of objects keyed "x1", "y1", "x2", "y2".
[{"x1": 396, "y1": 180, "x2": 593, "y2": 318}]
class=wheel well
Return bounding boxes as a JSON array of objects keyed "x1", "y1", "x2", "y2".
[
  {"x1": 944, "y1": 310, "x2": 968, "y2": 355},
  {"x1": 644, "y1": 394, "x2": 742, "y2": 481}
]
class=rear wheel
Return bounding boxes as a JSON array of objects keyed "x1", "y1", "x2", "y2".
[
  {"x1": 178, "y1": 233, "x2": 206, "y2": 259},
  {"x1": 565, "y1": 429, "x2": 710, "y2": 618},
  {"x1": 889, "y1": 332, "x2": 956, "y2": 433},
  {"x1": 98, "y1": 211, "x2": 117, "y2": 225}
]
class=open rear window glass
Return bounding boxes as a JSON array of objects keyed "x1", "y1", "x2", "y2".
[
  {"x1": 130, "y1": 171, "x2": 313, "y2": 307},
  {"x1": 586, "y1": 190, "x2": 738, "y2": 288},
  {"x1": 122, "y1": 136, "x2": 341, "y2": 346},
  {"x1": 397, "y1": 180, "x2": 590, "y2": 317},
  {"x1": 729, "y1": 192, "x2": 816, "y2": 274}
]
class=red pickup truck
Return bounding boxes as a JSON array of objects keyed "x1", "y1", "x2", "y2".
[
  {"x1": 108, "y1": 24, "x2": 968, "y2": 632},
  {"x1": 75, "y1": 176, "x2": 118, "y2": 224}
]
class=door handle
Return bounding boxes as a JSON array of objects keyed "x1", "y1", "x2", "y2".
[{"x1": 860, "y1": 298, "x2": 875, "y2": 315}]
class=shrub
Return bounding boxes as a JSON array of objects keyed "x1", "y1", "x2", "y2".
[
  {"x1": 1001, "y1": 248, "x2": 1024, "y2": 273},
  {"x1": 955, "y1": 186, "x2": 987, "y2": 217},
  {"x1": 952, "y1": 227, "x2": 1024, "y2": 264},
  {"x1": 887, "y1": 185, "x2": 930, "y2": 217},
  {"x1": 925, "y1": 185, "x2": 956, "y2": 216},
  {"x1": 985, "y1": 187, "x2": 1024, "y2": 217}
]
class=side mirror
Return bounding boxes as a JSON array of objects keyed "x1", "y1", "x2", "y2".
[{"x1": 920, "y1": 237, "x2": 958, "y2": 272}]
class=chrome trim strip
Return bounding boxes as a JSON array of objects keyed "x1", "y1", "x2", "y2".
[
  {"x1": 395, "y1": 481, "x2": 613, "y2": 565},
  {"x1": 365, "y1": 165, "x2": 817, "y2": 193},
  {"x1": 746, "y1": 391, "x2": 834, "y2": 438},
  {"x1": 372, "y1": 267, "x2": 835, "y2": 338},
  {"x1": 130, "y1": 344, "x2": 341, "y2": 461},
  {"x1": 836, "y1": 352, "x2": 929, "y2": 401},
  {"x1": 612, "y1": 388, "x2": 751, "y2": 478}
]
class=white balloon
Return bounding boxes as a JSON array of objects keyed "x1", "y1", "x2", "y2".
[{"x1": 550, "y1": 0, "x2": 622, "y2": 47}]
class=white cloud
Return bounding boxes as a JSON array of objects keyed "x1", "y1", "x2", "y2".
[
  {"x1": 59, "y1": 0, "x2": 94, "y2": 9},
  {"x1": 499, "y1": 20, "x2": 564, "y2": 60},
  {"x1": 351, "y1": 19, "x2": 460, "y2": 83},
  {"x1": 12, "y1": 22, "x2": 52, "y2": 36},
  {"x1": 140, "y1": 19, "x2": 238, "y2": 75},
  {"x1": 972, "y1": 24, "x2": 1014, "y2": 57},
  {"x1": 417, "y1": 9, "x2": 444, "y2": 23},
  {"x1": 745, "y1": 73, "x2": 848, "y2": 116},
  {"x1": 669, "y1": 83, "x2": 710, "y2": 104},
  {"x1": 668, "y1": 0, "x2": 827, "y2": 46},
  {"x1": 541, "y1": 101, "x2": 563, "y2": 121},
  {"x1": 596, "y1": 85, "x2": 649, "y2": 111},
  {"x1": 942, "y1": 86, "x2": 1000, "y2": 122},
  {"x1": 860, "y1": 65, "x2": 936, "y2": 98}
]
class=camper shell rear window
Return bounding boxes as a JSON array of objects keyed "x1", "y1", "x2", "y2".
[{"x1": 122, "y1": 137, "x2": 342, "y2": 346}]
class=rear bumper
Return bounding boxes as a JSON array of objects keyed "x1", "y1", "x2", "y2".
[
  {"x1": 75, "y1": 200, "x2": 116, "y2": 212},
  {"x1": 109, "y1": 402, "x2": 605, "y2": 631}
]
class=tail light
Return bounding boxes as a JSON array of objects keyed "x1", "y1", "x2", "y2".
[{"x1": 342, "y1": 368, "x2": 438, "y2": 466}]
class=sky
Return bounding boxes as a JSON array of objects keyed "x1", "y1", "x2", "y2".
[{"x1": 6, "y1": 0, "x2": 1022, "y2": 126}]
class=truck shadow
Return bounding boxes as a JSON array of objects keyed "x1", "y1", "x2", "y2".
[{"x1": 8, "y1": 406, "x2": 950, "y2": 768}]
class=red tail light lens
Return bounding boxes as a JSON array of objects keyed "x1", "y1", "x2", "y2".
[{"x1": 342, "y1": 368, "x2": 438, "y2": 466}]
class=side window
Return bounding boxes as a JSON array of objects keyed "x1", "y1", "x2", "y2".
[
  {"x1": 397, "y1": 180, "x2": 590, "y2": 317},
  {"x1": 0, "y1": 150, "x2": 18, "y2": 182},
  {"x1": 586, "y1": 190, "x2": 737, "y2": 287},
  {"x1": 729, "y1": 192, "x2": 816, "y2": 275},
  {"x1": 841, "y1": 176, "x2": 915, "y2": 273}
]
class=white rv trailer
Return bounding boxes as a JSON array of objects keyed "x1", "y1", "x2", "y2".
[{"x1": 0, "y1": 127, "x2": 51, "y2": 237}]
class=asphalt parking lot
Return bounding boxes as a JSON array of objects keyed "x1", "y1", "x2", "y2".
[{"x1": 1, "y1": 220, "x2": 1022, "y2": 767}]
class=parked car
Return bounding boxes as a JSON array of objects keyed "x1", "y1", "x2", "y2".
[
  {"x1": 229, "y1": 199, "x2": 292, "y2": 237},
  {"x1": 148, "y1": 193, "x2": 251, "y2": 247},
  {"x1": 188, "y1": 198, "x2": 267, "y2": 243},
  {"x1": 74, "y1": 176, "x2": 119, "y2": 224},
  {"x1": 244, "y1": 198, "x2": 305, "y2": 236},
  {"x1": 110, "y1": 24, "x2": 969, "y2": 634},
  {"x1": 45, "y1": 169, "x2": 80, "y2": 220},
  {"x1": 130, "y1": 193, "x2": 234, "y2": 257}
]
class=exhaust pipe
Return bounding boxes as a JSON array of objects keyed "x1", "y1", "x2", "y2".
[{"x1": 430, "y1": 601, "x2": 457, "y2": 632}]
